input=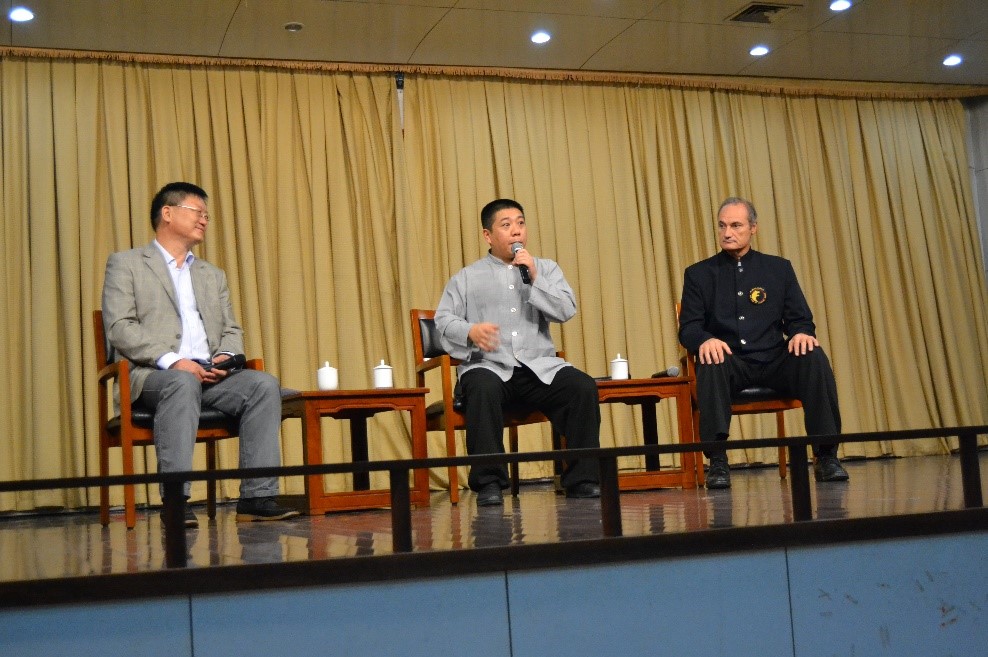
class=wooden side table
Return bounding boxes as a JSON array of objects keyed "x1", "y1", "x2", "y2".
[
  {"x1": 596, "y1": 376, "x2": 699, "y2": 490},
  {"x1": 281, "y1": 388, "x2": 430, "y2": 514}
]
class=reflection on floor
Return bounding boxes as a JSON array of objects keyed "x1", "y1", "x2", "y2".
[{"x1": 0, "y1": 453, "x2": 984, "y2": 583}]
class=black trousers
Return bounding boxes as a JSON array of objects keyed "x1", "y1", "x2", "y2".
[
  {"x1": 695, "y1": 348, "x2": 841, "y2": 458},
  {"x1": 460, "y1": 365, "x2": 601, "y2": 491}
]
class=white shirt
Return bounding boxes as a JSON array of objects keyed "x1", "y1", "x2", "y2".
[{"x1": 153, "y1": 240, "x2": 211, "y2": 369}]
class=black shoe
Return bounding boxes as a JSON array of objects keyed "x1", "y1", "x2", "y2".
[
  {"x1": 565, "y1": 482, "x2": 601, "y2": 499},
  {"x1": 814, "y1": 455, "x2": 849, "y2": 482},
  {"x1": 705, "y1": 455, "x2": 731, "y2": 489},
  {"x1": 476, "y1": 482, "x2": 504, "y2": 507},
  {"x1": 160, "y1": 506, "x2": 198, "y2": 528},
  {"x1": 235, "y1": 496, "x2": 301, "y2": 522}
]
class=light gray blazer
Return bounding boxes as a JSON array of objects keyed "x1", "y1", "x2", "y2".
[{"x1": 101, "y1": 242, "x2": 244, "y2": 401}]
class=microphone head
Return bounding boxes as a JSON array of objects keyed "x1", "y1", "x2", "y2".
[
  {"x1": 667, "y1": 365, "x2": 680, "y2": 377},
  {"x1": 511, "y1": 242, "x2": 524, "y2": 255}
]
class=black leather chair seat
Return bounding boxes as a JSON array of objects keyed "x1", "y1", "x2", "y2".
[
  {"x1": 425, "y1": 400, "x2": 445, "y2": 419},
  {"x1": 108, "y1": 403, "x2": 239, "y2": 432},
  {"x1": 734, "y1": 386, "x2": 787, "y2": 402}
]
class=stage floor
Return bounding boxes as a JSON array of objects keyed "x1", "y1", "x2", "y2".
[{"x1": 1, "y1": 453, "x2": 985, "y2": 583}]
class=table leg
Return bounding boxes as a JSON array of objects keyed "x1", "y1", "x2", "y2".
[
  {"x1": 300, "y1": 406, "x2": 326, "y2": 513},
  {"x1": 641, "y1": 401, "x2": 660, "y2": 471},
  {"x1": 350, "y1": 416, "x2": 370, "y2": 491},
  {"x1": 676, "y1": 387, "x2": 699, "y2": 488},
  {"x1": 409, "y1": 402, "x2": 430, "y2": 506}
]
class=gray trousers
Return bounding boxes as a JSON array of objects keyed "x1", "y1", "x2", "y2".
[{"x1": 139, "y1": 368, "x2": 283, "y2": 499}]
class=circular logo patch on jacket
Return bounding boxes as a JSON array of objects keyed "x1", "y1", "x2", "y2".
[{"x1": 749, "y1": 287, "x2": 766, "y2": 304}]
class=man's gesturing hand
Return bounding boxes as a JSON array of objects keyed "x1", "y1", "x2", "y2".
[{"x1": 469, "y1": 323, "x2": 501, "y2": 352}]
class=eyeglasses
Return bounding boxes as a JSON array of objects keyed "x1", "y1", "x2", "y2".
[{"x1": 170, "y1": 204, "x2": 210, "y2": 220}]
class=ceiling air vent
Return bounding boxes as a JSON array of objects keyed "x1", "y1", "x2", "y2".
[{"x1": 726, "y1": 2, "x2": 801, "y2": 24}]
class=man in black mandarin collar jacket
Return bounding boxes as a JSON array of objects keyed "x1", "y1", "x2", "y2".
[{"x1": 679, "y1": 197, "x2": 849, "y2": 489}]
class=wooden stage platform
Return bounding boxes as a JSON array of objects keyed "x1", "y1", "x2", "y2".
[{"x1": 1, "y1": 452, "x2": 986, "y2": 602}]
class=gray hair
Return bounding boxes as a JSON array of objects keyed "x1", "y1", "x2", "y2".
[{"x1": 718, "y1": 197, "x2": 757, "y2": 226}]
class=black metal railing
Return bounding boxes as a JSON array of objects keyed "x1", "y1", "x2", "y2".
[{"x1": 0, "y1": 426, "x2": 984, "y2": 568}]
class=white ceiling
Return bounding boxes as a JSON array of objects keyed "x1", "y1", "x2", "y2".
[{"x1": 3, "y1": 0, "x2": 987, "y2": 85}]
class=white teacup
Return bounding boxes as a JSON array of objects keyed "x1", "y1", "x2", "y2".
[
  {"x1": 610, "y1": 354, "x2": 629, "y2": 380},
  {"x1": 317, "y1": 362, "x2": 339, "y2": 390},
  {"x1": 373, "y1": 360, "x2": 393, "y2": 388}
]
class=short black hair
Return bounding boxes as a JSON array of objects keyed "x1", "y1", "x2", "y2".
[
  {"x1": 150, "y1": 182, "x2": 208, "y2": 230},
  {"x1": 481, "y1": 198, "x2": 524, "y2": 231}
]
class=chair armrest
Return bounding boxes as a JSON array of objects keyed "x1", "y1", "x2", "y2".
[
  {"x1": 97, "y1": 360, "x2": 122, "y2": 387},
  {"x1": 416, "y1": 355, "x2": 446, "y2": 375}
]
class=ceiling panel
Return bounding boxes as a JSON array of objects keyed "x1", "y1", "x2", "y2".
[
  {"x1": 220, "y1": 0, "x2": 447, "y2": 62},
  {"x1": 3, "y1": 0, "x2": 241, "y2": 55},
  {"x1": 644, "y1": 0, "x2": 835, "y2": 30},
  {"x1": 587, "y1": 19, "x2": 798, "y2": 75},
  {"x1": 890, "y1": 37, "x2": 988, "y2": 86},
  {"x1": 743, "y1": 30, "x2": 957, "y2": 82},
  {"x1": 410, "y1": 7, "x2": 634, "y2": 69},
  {"x1": 816, "y1": 0, "x2": 988, "y2": 39},
  {"x1": 452, "y1": 0, "x2": 661, "y2": 19},
  {"x1": 1, "y1": 0, "x2": 985, "y2": 85}
]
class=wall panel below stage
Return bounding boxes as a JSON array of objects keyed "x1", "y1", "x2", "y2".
[{"x1": 1, "y1": 532, "x2": 985, "y2": 657}]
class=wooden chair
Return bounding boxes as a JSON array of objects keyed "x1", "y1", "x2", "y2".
[
  {"x1": 409, "y1": 309, "x2": 562, "y2": 504},
  {"x1": 93, "y1": 310, "x2": 263, "y2": 528},
  {"x1": 676, "y1": 303, "x2": 802, "y2": 479}
]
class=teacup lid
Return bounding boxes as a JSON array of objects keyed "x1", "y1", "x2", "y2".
[
  {"x1": 611, "y1": 353, "x2": 628, "y2": 363},
  {"x1": 374, "y1": 359, "x2": 391, "y2": 370}
]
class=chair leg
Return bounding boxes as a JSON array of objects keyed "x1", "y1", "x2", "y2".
[
  {"x1": 551, "y1": 429, "x2": 563, "y2": 490},
  {"x1": 693, "y1": 409, "x2": 706, "y2": 487},
  {"x1": 445, "y1": 425, "x2": 460, "y2": 505},
  {"x1": 99, "y1": 435, "x2": 111, "y2": 527},
  {"x1": 777, "y1": 412, "x2": 787, "y2": 479},
  {"x1": 122, "y1": 439, "x2": 137, "y2": 530},
  {"x1": 206, "y1": 442, "x2": 217, "y2": 519},
  {"x1": 509, "y1": 427, "x2": 520, "y2": 497}
]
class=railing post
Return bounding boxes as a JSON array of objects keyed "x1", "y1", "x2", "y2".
[
  {"x1": 162, "y1": 480, "x2": 188, "y2": 568},
  {"x1": 788, "y1": 443, "x2": 812, "y2": 522},
  {"x1": 390, "y1": 468, "x2": 413, "y2": 552},
  {"x1": 958, "y1": 430, "x2": 983, "y2": 508},
  {"x1": 599, "y1": 456, "x2": 622, "y2": 537}
]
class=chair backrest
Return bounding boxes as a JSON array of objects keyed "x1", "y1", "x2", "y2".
[
  {"x1": 410, "y1": 309, "x2": 447, "y2": 362},
  {"x1": 93, "y1": 309, "x2": 111, "y2": 369}
]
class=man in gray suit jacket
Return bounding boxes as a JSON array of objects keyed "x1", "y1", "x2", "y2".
[{"x1": 101, "y1": 182, "x2": 298, "y2": 526}]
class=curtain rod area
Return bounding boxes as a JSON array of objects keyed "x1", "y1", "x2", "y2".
[{"x1": 3, "y1": 45, "x2": 986, "y2": 100}]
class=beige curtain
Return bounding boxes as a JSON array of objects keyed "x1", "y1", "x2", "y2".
[
  {"x1": 402, "y1": 77, "x2": 988, "y2": 478},
  {"x1": 1, "y1": 51, "x2": 986, "y2": 512},
  {"x1": 0, "y1": 56, "x2": 409, "y2": 509}
]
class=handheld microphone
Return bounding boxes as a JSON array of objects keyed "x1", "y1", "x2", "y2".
[
  {"x1": 205, "y1": 354, "x2": 247, "y2": 372},
  {"x1": 510, "y1": 242, "x2": 531, "y2": 285},
  {"x1": 651, "y1": 366, "x2": 681, "y2": 378}
]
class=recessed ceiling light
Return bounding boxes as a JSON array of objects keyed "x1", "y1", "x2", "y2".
[
  {"x1": 829, "y1": 1, "x2": 852, "y2": 11},
  {"x1": 9, "y1": 6, "x2": 35, "y2": 22},
  {"x1": 284, "y1": 22, "x2": 303, "y2": 33},
  {"x1": 943, "y1": 54, "x2": 962, "y2": 66},
  {"x1": 531, "y1": 31, "x2": 551, "y2": 45},
  {"x1": 750, "y1": 45, "x2": 770, "y2": 57}
]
